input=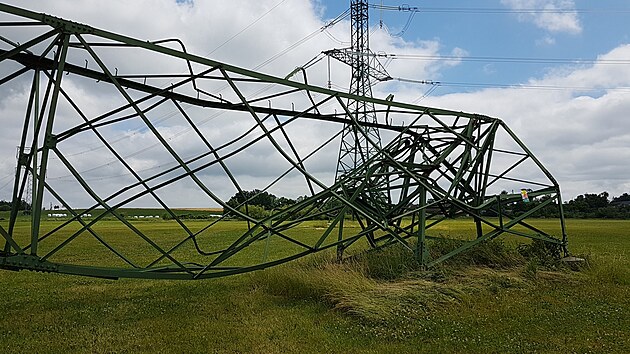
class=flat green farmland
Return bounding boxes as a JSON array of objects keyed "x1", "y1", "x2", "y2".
[{"x1": 0, "y1": 218, "x2": 628, "y2": 353}]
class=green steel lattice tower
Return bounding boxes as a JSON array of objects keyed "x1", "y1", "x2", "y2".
[{"x1": 334, "y1": 0, "x2": 390, "y2": 179}]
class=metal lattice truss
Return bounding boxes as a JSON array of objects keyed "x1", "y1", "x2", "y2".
[
  {"x1": 328, "y1": 0, "x2": 389, "y2": 178},
  {"x1": 0, "y1": 4, "x2": 567, "y2": 279}
]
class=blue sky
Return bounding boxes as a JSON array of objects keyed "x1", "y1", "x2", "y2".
[
  {"x1": 319, "y1": 0, "x2": 630, "y2": 95},
  {"x1": 1, "y1": 0, "x2": 630, "y2": 205}
]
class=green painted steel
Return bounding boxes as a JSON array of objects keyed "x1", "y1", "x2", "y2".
[
  {"x1": 330, "y1": 0, "x2": 389, "y2": 180},
  {"x1": 0, "y1": 4, "x2": 569, "y2": 280}
]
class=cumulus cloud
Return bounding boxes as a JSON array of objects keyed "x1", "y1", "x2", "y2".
[
  {"x1": 0, "y1": 0, "x2": 470, "y2": 207},
  {"x1": 501, "y1": 0, "x2": 582, "y2": 34},
  {"x1": 405, "y1": 45, "x2": 630, "y2": 199},
  {"x1": 0, "y1": 0, "x2": 628, "y2": 208},
  {"x1": 536, "y1": 35, "x2": 556, "y2": 46}
]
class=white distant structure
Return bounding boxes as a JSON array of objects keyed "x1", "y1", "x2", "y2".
[{"x1": 47, "y1": 213, "x2": 91, "y2": 218}]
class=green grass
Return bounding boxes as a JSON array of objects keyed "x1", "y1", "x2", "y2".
[{"x1": 1, "y1": 218, "x2": 629, "y2": 353}]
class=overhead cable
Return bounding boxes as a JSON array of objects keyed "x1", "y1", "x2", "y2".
[
  {"x1": 254, "y1": 8, "x2": 350, "y2": 70},
  {"x1": 205, "y1": 0, "x2": 289, "y2": 57},
  {"x1": 395, "y1": 77, "x2": 630, "y2": 92},
  {"x1": 368, "y1": 4, "x2": 630, "y2": 14},
  {"x1": 384, "y1": 53, "x2": 630, "y2": 65}
]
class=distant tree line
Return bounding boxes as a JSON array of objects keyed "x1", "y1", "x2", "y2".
[
  {"x1": 224, "y1": 190, "x2": 630, "y2": 220},
  {"x1": 4, "y1": 190, "x2": 630, "y2": 220},
  {"x1": 0, "y1": 199, "x2": 31, "y2": 212},
  {"x1": 224, "y1": 189, "x2": 297, "y2": 219},
  {"x1": 505, "y1": 191, "x2": 630, "y2": 219}
]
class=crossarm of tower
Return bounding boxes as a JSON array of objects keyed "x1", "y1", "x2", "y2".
[{"x1": 323, "y1": 48, "x2": 392, "y2": 82}]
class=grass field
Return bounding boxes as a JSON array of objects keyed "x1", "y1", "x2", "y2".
[{"x1": 1, "y1": 218, "x2": 629, "y2": 353}]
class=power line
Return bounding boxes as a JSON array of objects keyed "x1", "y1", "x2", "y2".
[
  {"x1": 412, "y1": 82, "x2": 439, "y2": 103},
  {"x1": 0, "y1": 175, "x2": 14, "y2": 192},
  {"x1": 368, "y1": 4, "x2": 630, "y2": 14},
  {"x1": 204, "y1": 0, "x2": 288, "y2": 57},
  {"x1": 323, "y1": 28, "x2": 350, "y2": 45},
  {"x1": 438, "y1": 81, "x2": 630, "y2": 92},
  {"x1": 416, "y1": 8, "x2": 630, "y2": 14},
  {"x1": 395, "y1": 77, "x2": 630, "y2": 92},
  {"x1": 254, "y1": 9, "x2": 350, "y2": 70},
  {"x1": 374, "y1": 52, "x2": 630, "y2": 65}
]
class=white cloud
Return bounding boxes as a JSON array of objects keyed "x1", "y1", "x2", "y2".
[
  {"x1": 501, "y1": 0, "x2": 582, "y2": 34},
  {"x1": 483, "y1": 64, "x2": 497, "y2": 75},
  {"x1": 1, "y1": 0, "x2": 628, "y2": 208},
  {"x1": 404, "y1": 44, "x2": 630, "y2": 199},
  {"x1": 536, "y1": 35, "x2": 556, "y2": 46}
]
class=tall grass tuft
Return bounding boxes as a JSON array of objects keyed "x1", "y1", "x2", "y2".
[
  {"x1": 517, "y1": 239, "x2": 562, "y2": 267},
  {"x1": 347, "y1": 243, "x2": 422, "y2": 280},
  {"x1": 252, "y1": 237, "x2": 589, "y2": 325},
  {"x1": 253, "y1": 256, "x2": 468, "y2": 322},
  {"x1": 429, "y1": 238, "x2": 526, "y2": 268}
]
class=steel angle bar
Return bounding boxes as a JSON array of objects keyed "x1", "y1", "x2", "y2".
[
  {"x1": 215, "y1": 125, "x2": 341, "y2": 220},
  {"x1": 219, "y1": 68, "x2": 376, "y2": 219},
  {"x1": 499, "y1": 121, "x2": 560, "y2": 186},
  {"x1": 4, "y1": 70, "x2": 39, "y2": 253},
  {"x1": 203, "y1": 163, "x2": 369, "y2": 271},
  {"x1": 59, "y1": 112, "x2": 282, "y2": 236},
  {"x1": 0, "y1": 225, "x2": 23, "y2": 254},
  {"x1": 492, "y1": 148, "x2": 528, "y2": 156},
  {"x1": 0, "y1": 21, "x2": 44, "y2": 27},
  {"x1": 0, "y1": 28, "x2": 59, "y2": 63},
  {"x1": 485, "y1": 174, "x2": 554, "y2": 188},
  {"x1": 486, "y1": 155, "x2": 531, "y2": 187},
  {"x1": 271, "y1": 114, "x2": 316, "y2": 196},
  {"x1": 0, "y1": 66, "x2": 31, "y2": 86},
  {"x1": 29, "y1": 34, "x2": 70, "y2": 256}
]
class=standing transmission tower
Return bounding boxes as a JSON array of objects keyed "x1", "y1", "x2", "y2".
[
  {"x1": 325, "y1": 0, "x2": 391, "y2": 179},
  {"x1": 15, "y1": 147, "x2": 33, "y2": 213}
]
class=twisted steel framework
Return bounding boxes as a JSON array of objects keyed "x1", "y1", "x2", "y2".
[{"x1": 0, "y1": 4, "x2": 568, "y2": 280}]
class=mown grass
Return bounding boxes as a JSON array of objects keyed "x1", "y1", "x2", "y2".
[
  {"x1": 1, "y1": 218, "x2": 629, "y2": 353},
  {"x1": 0, "y1": 208, "x2": 221, "y2": 222}
]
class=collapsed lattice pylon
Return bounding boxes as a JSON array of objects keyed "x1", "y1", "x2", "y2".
[{"x1": 0, "y1": 4, "x2": 568, "y2": 279}]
